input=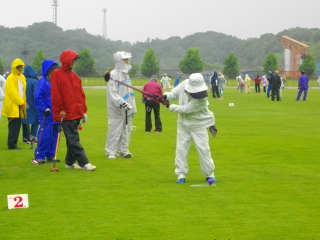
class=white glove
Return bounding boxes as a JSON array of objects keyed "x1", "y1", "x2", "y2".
[
  {"x1": 82, "y1": 114, "x2": 88, "y2": 124},
  {"x1": 120, "y1": 101, "x2": 132, "y2": 111}
]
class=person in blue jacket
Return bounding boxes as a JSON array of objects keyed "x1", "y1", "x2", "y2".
[
  {"x1": 267, "y1": 70, "x2": 273, "y2": 98},
  {"x1": 210, "y1": 71, "x2": 220, "y2": 98},
  {"x1": 174, "y1": 77, "x2": 180, "y2": 88},
  {"x1": 21, "y1": 65, "x2": 39, "y2": 144},
  {"x1": 32, "y1": 60, "x2": 60, "y2": 164}
]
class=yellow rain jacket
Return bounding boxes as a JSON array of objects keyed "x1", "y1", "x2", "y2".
[{"x1": 1, "y1": 59, "x2": 26, "y2": 118}]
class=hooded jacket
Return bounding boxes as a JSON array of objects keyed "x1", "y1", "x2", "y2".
[
  {"x1": 164, "y1": 80, "x2": 214, "y2": 130},
  {"x1": 34, "y1": 59, "x2": 59, "y2": 125},
  {"x1": 269, "y1": 73, "x2": 281, "y2": 89},
  {"x1": 1, "y1": 58, "x2": 26, "y2": 118},
  {"x1": 0, "y1": 75, "x2": 5, "y2": 101},
  {"x1": 210, "y1": 71, "x2": 218, "y2": 85},
  {"x1": 21, "y1": 65, "x2": 38, "y2": 125},
  {"x1": 107, "y1": 52, "x2": 137, "y2": 118},
  {"x1": 51, "y1": 50, "x2": 87, "y2": 122},
  {"x1": 298, "y1": 74, "x2": 309, "y2": 90}
]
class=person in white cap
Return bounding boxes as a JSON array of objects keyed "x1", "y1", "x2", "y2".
[
  {"x1": 105, "y1": 51, "x2": 137, "y2": 159},
  {"x1": 163, "y1": 73, "x2": 217, "y2": 184}
]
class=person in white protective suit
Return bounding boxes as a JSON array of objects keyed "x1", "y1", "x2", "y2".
[
  {"x1": 105, "y1": 51, "x2": 137, "y2": 159},
  {"x1": 163, "y1": 73, "x2": 218, "y2": 184},
  {"x1": 0, "y1": 75, "x2": 6, "y2": 121}
]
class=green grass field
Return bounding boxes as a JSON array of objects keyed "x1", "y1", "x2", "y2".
[{"x1": 1, "y1": 87, "x2": 319, "y2": 239}]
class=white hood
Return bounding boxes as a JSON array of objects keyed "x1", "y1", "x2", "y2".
[{"x1": 114, "y1": 51, "x2": 132, "y2": 73}]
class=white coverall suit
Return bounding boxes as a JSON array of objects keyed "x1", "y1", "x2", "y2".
[
  {"x1": 0, "y1": 75, "x2": 6, "y2": 121},
  {"x1": 164, "y1": 77, "x2": 216, "y2": 180},
  {"x1": 105, "y1": 52, "x2": 137, "y2": 157}
]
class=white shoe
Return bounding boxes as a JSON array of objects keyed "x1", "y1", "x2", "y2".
[
  {"x1": 107, "y1": 155, "x2": 116, "y2": 159},
  {"x1": 82, "y1": 163, "x2": 96, "y2": 171},
  {"x1": 65, "y1": 163, "x2": 81, "y2": 169}
]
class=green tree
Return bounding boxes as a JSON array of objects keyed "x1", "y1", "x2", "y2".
[
  {"x1": 74, "y1": 48, "x2": 96, "y2": 77},
  {"x1": 0, "y1": 57, "x2": 4, "y2": 75},
  {"x1": 222, "y1": 52, "x2": 240, "y2": 78},
  {"x1": 141, "y1": 48, "x2": 159, "y2": 78},
  {"x1": 179, "y1": 48, "x2": 205, "y2": 74},
  {"x1": 263, "y1": 52, "x2": 279, "y2": 74},
  {"x1": 130, "y1": 63, "x2": 140, "y2": 78},
  {"x1": 31, "y1": 49, "x2": 46, "y2": 74},
  {"x1": 299, "y1": 52, "x2": 316, "y2": 78}
]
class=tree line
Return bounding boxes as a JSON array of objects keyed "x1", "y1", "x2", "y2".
[{"x1": 0, "y1": 22, "x2": 319, "y2": 77}]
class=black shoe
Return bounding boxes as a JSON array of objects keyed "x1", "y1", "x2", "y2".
[
  {"x1": 9, "y1": 147, "x2": 21, "y2": 150},
  {"x1": 31, "y1": 138, "x2": 38, "y2": 144},
  {"x1": 46, "y1": 158, "x2": 60, "y2": 163},
  {"x1": 23, "y1": 138, "x2": 31, "y2": 144}
]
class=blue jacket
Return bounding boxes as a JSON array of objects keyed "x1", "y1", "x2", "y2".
[
  {"x1": 211, "y1": 71, "x2": 218, "y2": 85},
  {"x1": 298, "y1": 74, "x2": 309, "y2": 90},
  {"x1": 34, "y1": 60, "x2": 59, "y2": 125},
  {"x1": 21, "y1": 65, "x2": 38, "y2": 125},
  {"x1": 174, "y1": 78, "x2": 180, "y2": 87}
]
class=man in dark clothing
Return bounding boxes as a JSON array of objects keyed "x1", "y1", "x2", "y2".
[
  {"x1": 210, "y1": 71, "x2": 220, "y2": 98},
  {"x1": 269, "y1": 70, "x2": 281, "y2": 101},
  {"x1": 51, "y1": 50, "x2": 96, "y2": 171},
  {"x1": 253, "y1": 75, "x2": 261, "y2": 93},
  {"x1": 142, "y1": 76, "x2": 163, "y2": 132},
  {"x1": 296, "y1": 71, "x2": 309, "y2": 101}
]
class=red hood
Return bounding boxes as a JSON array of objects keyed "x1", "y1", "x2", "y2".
[{"x1": 60, "y1": 50, "x2": 79, "y2": 70}]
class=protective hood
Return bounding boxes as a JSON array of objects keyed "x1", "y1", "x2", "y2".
[
  {"x1": 185, "y1": 73, "x2": 208, "y2": 93},
  {"x1": 23, "y1": 65, "x2": 38, "y2": 79},
  {"x1": 41, "y1": 59, "x2": 59, "y2": 77},
  {"x1": 214, "y1": 71, "x2": 218, "y2": 76},
  {"x1": 114, "y1": 51, "x2": 132, "y2": 73},
  {"x1": 60, "y1": 50, "x2": 79, "y2": 71},
  {"x1": 11, "y1": 58, "x2": 25, "y2": 75}
]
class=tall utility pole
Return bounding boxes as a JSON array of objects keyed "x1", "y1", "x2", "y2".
[
  {"x1": 52, "y1": 0, "x2": 58, "y2": 25},
  {"x1": 102, "y1": 8, "x2": 107, "y2": 39},
  {"x1": 21, "y1": 43, "x2": 29, "y2": 65}
]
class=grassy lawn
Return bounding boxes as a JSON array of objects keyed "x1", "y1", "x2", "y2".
[{"x1": 0, "y1": 87, "x2": 319, "y2": 239}]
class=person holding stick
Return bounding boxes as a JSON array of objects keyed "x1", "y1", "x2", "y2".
[{"x1": 105, "y1": 51, "x2": 137, "y2": 159}]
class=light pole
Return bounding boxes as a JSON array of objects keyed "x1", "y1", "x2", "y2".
[{"x1": 21, "y1": 43, "x2": 29, "y2": 65}]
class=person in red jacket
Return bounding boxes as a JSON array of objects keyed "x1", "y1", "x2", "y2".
[
  {"x1": 51, "y1": 50, "x2": 96, "y2": 171},
  {"x1": 253, "y1": 75, "x2": 261, "y2": 93},
  {"x1": 142, "y1": 76, "x2": 163, "y2": 132}
]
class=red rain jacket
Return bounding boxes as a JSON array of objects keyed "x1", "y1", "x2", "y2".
[{"x1": 51, "y1": 50, "x2": 87, "y2": 122}]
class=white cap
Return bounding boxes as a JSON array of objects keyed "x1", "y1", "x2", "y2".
[{"x1": 185, "y1": 73, "x2": 208, "y2": 93}]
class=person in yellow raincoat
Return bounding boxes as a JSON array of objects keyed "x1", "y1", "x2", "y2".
[
  {"x1": 244, "y1": 74, "x2": 251, "y2": 94},
  {"x1": 1, "y1": 59, "x2": 27, "y2": 149}
]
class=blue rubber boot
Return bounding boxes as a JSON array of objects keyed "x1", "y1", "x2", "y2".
[
  {"x1": 176, "y1": 178, "x2": 185, "y2": 184},
  {"x1": 206, "y1": 177, "x2": 218, "y2": 183}
]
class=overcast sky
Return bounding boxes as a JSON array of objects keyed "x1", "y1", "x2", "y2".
[{"x1": 0, "y1": 0, "x2": 319, "y2": 43}]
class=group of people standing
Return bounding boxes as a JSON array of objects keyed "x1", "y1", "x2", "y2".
[
  {"x1": 1, "y1": 50, "x2": 96, "y2": 171},
  {"x1": 210, "y1": 71, "x2": 226, "y2": 98}
]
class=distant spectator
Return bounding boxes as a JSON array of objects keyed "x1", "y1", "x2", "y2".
[
  {"x1": 161, "y1": 73, "x2": 171, "y2": 90},
  {"x1": 4, "y1": 72, "x2": 9, "y2": 80},
  {"x1": 174, "y1": 77, "x2": 180, "y2": 88},
  {"x1": 218, "y1": 73, "x2": 226, "y2": 96},
  {"x1": 205, "y1": 75, "x2": 210, "y2": 89},
  {"x1": 210, "y1": 71, "x2": 220, "y2": 98},
  {"x1": 267, "y1": 70, "x2": 273, "y2": 98},
  {"x1": 279, "y1": 76, "x2": 284, "y2": 99},
  {"x1": 253, "y1": 75, "x2": 261, "y2": 93},
  {"x1": 269, "y1": 70, "x2": 281, "y2": 101},
  {"x1": 317, "y1": 76, "x2": 320, "y2": 89},
  {"x1": 295, "y1": 71, "x2": 309, "y2": 101},
  {"x1": 262, "y1": 75, "x2": 268, "y2": 92},
  {"x1": 236, "y1": 74, "x2": 244, "y2": 93},
  {"x1": 244, "y1": 74, "x2": 251, "y2": 94}
]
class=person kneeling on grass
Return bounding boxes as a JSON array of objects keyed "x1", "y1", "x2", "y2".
[{"x1": 162, "y1": 73, "x2": 218, "y2": 184}]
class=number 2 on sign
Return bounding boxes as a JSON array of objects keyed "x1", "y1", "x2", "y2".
[{"x1": 14, "y1": 196, "x2": 23, "y2": 208}]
